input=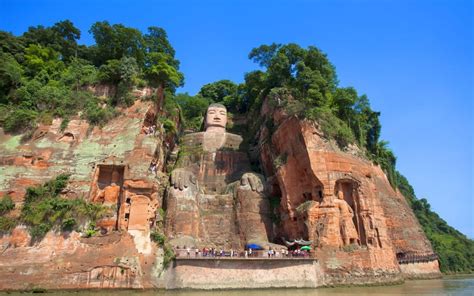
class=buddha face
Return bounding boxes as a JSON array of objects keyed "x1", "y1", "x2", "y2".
[{"x1": 205, "y1": 105, "x2": 227, "y2": 131}]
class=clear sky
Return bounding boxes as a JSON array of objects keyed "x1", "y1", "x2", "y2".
[{"x1": 1, "y1": 0, "x2": 472, "y2": 237}]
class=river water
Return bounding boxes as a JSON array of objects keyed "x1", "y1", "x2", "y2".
[{"x1": 2, "y1": 276, "x2": 473, "y2": 295}]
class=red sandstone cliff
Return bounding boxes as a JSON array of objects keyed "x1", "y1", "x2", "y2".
[
  {"x1": 256, "y1": 97, "x2": 440, "y2": 282},
  {"x1": 0, "y1": 94, "x2": 441, "y2": 290}
]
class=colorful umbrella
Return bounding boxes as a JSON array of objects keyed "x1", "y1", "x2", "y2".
[
  {"x1": 300, "y1": 246, "x2": 311, "y2": 251},
  {"x1": 246, "y1": 243, "x2": 263, "y2": 250}
]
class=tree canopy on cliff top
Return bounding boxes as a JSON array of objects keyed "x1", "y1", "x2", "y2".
[{"x1": 0, "y1": 20, "x2": 183, "y2": 133}]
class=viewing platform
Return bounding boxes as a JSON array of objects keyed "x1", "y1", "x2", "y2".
[
  {"x1": 173, "y1": 248, "x2": 318, "y2": 261},
  {"x1": 397, "y1": 253, "x2": 439, "y2": 264}
]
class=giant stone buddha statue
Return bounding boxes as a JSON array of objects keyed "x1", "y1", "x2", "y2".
[{"x1": 165, "y1": 103, "x2": 273, "y2": 249}]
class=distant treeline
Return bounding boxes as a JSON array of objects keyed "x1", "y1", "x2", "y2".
[{"x1": 0, "y1": 21, "x2": 471, "y2": 274}]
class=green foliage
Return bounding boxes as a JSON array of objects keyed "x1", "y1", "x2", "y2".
[
  {"x1": 150, "y1": 231, "x2": 166, "y2": 246},
  {"x1": 273, "y1": 152, "x2": 288, "y2": 169},
  {"x1": 23, "y1": 44, "x2": 64, "y2": 78},
  {"x1": 144, "y1": 52, "x2": 183, "y2": 89},
  {"x1": 84, "y1": 100, "x2": 118, "y2": 126},
  {"x1": 0, "y1": 50, "x2": 23, "y2": 103},
  {"x1": 162, "y1": 93, "x2": 179, "y2": 118},
  {"x1": 97, "y1": 59, "x2": 122, "y2": 83},
  {"x1": 89, "y1": 21, "x2": 144, "y2": 66},
  {"x1": 60, "y1": 117, "x2": 69, "y2": 131},
  {"x1": 20, "y1": 174, "x2": 106, "y2": 241},
  {"x1": 162, "y1": 244, "x2": 175, "y2": 269},
  {"x1": 396, "y1": 171, "x2": 474, "y2": 273},
  {"x1": 0, "y1": 217, "x2": 17, "y2": 234},
  {"x1": 248, "y1": 43, "x2": 336, "y2": 107},
  {"x1": 174, "y1": 92, "x2": 209, "y2": 130},
  {"x1": 306, "y1": 107, "x2": 356, "y2": 148},
  {"x1": 22, "y1": 20, "x2": 81, "y2": 62},
  {"x1": 162, "y1": 118, "x2": 176, "y2": 135},
  {"x1": 0, "y1": 195, "x2": 15, "y2": 215},
  {"x1": 61, "y1": 57, "x2": 98, "y2": 90},
  {"x1": 1, "y1": 21, "x2": 182, "y2": 133},
  {"x1": 3, "y1": 108, "x2": 37, "y2": 133},
  {"x1": 84, "y1": 223, "x2": 98, "y2": 238}
]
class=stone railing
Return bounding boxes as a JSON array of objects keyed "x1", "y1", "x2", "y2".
[
  {"x1": 174, "y1": 248, "x2": 316, "y2": 260},
  {"x1": 396, "y1": 253, "x2": 438, "y2": 264}
]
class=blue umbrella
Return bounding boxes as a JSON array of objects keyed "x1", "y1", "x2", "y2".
[{"x1": 246, "y1": 243, "x2": 263, "y2": 250}]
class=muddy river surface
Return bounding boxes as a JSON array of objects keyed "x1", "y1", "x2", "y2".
[{"x1": 2, "y1": 276, "x2": 473, "y2": 295}]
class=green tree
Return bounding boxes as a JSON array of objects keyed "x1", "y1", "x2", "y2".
[
  {"x1": 144, "y1": 52, "x2": 183, "y2": 90},
  {"x1": 23, "y1": 44, "x2": 64, "y2": 79},
  {"x1": 0, "y1": 31, "x2": 25, "y2": 61},
  {"x1": 144, "y1": 27, "x2": 177, "y2": 66},
  {"x1": 61, "y1": 57, "x2": 98, "y2": 91},
  {"x1": 0, "y1": 50, "x2": 23, "y2": 103},
  {"x1": 89, "y1": 21, "x2": 145, "y2": 66},
  {"x1": 3, "y1": 108, "x2": 37, "y2": 133},
  {"x1": 199, "y1": 80, "x2": 238, "y2": 103},
  {"x1": 21, "y1": 20, "x2": 81, "y2": 61}
]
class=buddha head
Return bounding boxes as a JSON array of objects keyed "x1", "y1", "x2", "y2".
[{"x1": 205, "y1": 103, "x2": 227, "y2": 132}]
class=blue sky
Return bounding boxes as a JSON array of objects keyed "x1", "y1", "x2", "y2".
[{"x1": 1, "y1": 0, "x2": 472, "y2": 237}]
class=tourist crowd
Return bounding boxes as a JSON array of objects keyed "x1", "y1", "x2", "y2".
[{"x1": 174, "y1": 246, "x2": 314, "y2": 259}]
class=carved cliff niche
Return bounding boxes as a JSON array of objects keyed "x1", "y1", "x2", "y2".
[
  {"x1": 90, "y1": 164, "x2": 126, "y2": 231},
  {"x1": 119, "y1": 180, "x2": 158, "y2": 232},
  {"x1": 334, "y1": 178, "x2": 373, "y2": 246},
  {"x1": 286, "y1": 167, "x2": 325, "y2": 241}
]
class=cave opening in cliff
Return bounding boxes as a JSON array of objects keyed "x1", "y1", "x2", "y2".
[
  {"x1": 141, "y1": 107, "x2": 157, "y2": 133},
  {"x1": 95, "y1": 164, "x2": 126, "y2": 230},
  {"x1": 97, "y1": 164, "x2": 125, "y2": 189}
]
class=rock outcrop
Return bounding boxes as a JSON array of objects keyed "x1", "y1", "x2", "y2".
[
  {"x1": 0, "y1": 100, "x2": 169, "y2": 290},
  {"x1": 255, "y1": 97, "x2": 440, "y2": 283},
  {"x1": 0, "y1": 95, "x2": 440, "y2": 290}
]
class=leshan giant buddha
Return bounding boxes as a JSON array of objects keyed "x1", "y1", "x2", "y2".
[{"x1": 165, "y1": 103, "x2": 273, "y2": 249}]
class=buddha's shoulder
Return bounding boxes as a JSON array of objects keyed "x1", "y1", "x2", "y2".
[
  {"x1": 182, "y1": 132, "x2": 205, "y2": 144},
  {"x1": 224, "y1": 133, "x2": 243, "y2": 146}
]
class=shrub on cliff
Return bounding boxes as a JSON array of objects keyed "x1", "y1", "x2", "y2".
[
  {"x1": 150, "y1": 231, "x2": 166, "y2": 246},
  {"x1": 0, "y1": 217, "x2": 17, "y2": 234},
  {"x1": 0, "y1": 195, "x2": 15, "y2": 215},
  {"x1": 0, "y1": 196, "x2": 16, "y2": 235},
  {"x1": 20, "y1": 174, "x2": 107, "y2": 241},
  {"x1": 306, "y1": 107, "x2": 356, "y2": 148},
  {"x1": 3, "y1": 108, "x2": 38, "y2": 133}
]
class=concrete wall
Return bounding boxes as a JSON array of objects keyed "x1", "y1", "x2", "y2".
[
  {"x1": 165, "y1": 258, "x2": 324, "y2": 289},
  {"x1": 399, "y1": 261, "x2": 442, "y2": 279}
]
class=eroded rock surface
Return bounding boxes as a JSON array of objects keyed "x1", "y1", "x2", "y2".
[
  {"x1": 0, "y1": 100, "x2": 168, "y2": 290},
  {"x1": 0, "y1": 97, "x2": 440, "y2": 290},
  {"x1": 256, "y1": 97, "x2": 440, "y2": 283},
  {"x1": 165, "y1": 103, "x2": 273, "y2": 249}
]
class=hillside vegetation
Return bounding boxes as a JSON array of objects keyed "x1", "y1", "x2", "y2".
[
  {"x1": 0, "y1": 21, "x2": 471, "y2": 273},
  {"x1": 0, "y1": 20, "x2": 182, "y2": 137}
]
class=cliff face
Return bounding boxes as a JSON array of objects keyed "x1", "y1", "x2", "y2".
[
  {"x1": 0, "y1": 96, "x2": 440, "y2": 290},
  {"x1": 0, "y1": 100, "x2": 169, "y2": 290},
  {"x1": 256, "y1": 98, "x2": 440, "y2": 283}
]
